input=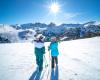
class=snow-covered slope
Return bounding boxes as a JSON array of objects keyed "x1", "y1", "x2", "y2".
[{"x1": 0, "y1": 37, "x2": 100, "y2": 80}]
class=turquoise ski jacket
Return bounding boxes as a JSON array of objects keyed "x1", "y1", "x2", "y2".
[{"x1": 48, "y1": 42, "x2": 59, "y2": 56}]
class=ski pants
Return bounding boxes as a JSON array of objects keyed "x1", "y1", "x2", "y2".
[
  {"x1": 35, "y1": 47, "x2": 45, "y2": 70},
  {"x1": 51, "y1": 56, "x2": 58, "y2": 68},
  {"x1": 35, "y1": 54, "x2": 43, "y2": 69}
]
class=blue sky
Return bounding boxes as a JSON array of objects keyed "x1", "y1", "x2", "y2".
[{"x1": 0, "y1": 0, "x2": 100, "y2": 25}]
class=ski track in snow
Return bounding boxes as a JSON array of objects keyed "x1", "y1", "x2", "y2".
[{"x1": 0, "y1": 37, "x2": 100, "y2": 80}]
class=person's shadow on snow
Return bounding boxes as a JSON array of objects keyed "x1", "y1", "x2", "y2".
[
  {"x1": 29, "y1": 68, "x2": 42, "y2": 80},
  {"x1": 51, "y1": 65, "x2": 59, "y2": 80}
]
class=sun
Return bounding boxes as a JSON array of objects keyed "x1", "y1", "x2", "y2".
[{"x1": 49, "y1": 2, "x2": 60, "y2": 13}]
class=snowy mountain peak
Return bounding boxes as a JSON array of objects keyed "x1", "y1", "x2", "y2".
[
  {"x1": 94, "y1": 20, "x2": 100, "y2": 25},
  {"x1": 84, "y1": 20, "x2": 100, "y2": 27}
]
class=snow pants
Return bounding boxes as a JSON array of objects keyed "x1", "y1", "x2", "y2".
[
  {"x1": 35, "y1": 47, "x2": 45, "y2": 70},
  {"x1": 51, "y1": 56, "x2": 58, "y2": 68}
]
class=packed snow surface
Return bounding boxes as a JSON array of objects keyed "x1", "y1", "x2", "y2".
[{"x1": 0, "y1": 37, "x2": 100, "y2": 80}]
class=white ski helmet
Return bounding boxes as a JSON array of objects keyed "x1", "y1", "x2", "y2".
[{"x1": 51, "y1": 36, "x2": 57, "y2": 41}]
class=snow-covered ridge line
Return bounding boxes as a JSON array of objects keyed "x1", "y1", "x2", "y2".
[{"x1": 0, "y1": 20, "x2": 100, "y2": 43}]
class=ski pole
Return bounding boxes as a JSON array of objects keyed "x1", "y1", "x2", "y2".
[
  {"x1": 48, "y1": 51, "x2": 51, "y2": 61},
  {"x1": 43, "y1": 55, "x2": 48, "y2": 67}
]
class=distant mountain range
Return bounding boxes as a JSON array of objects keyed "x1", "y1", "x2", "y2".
[
  {"x1": 11, "y1": 22, "x2": 81, "y2": 30},
  {"x1": 10, "y1": 20, "x2": 100, "y2": 29},
  {"x1": 0, "y1": 20, "x2": 100, "y2": 43}
]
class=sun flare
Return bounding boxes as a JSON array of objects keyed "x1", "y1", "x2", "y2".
[{"x1": 49, "y1": 2, "x2": 60, "y2": 13}]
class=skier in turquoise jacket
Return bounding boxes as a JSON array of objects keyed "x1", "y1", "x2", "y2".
[{"x1": 48, "y1": 36, "x2": 59, "y2": 69}]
